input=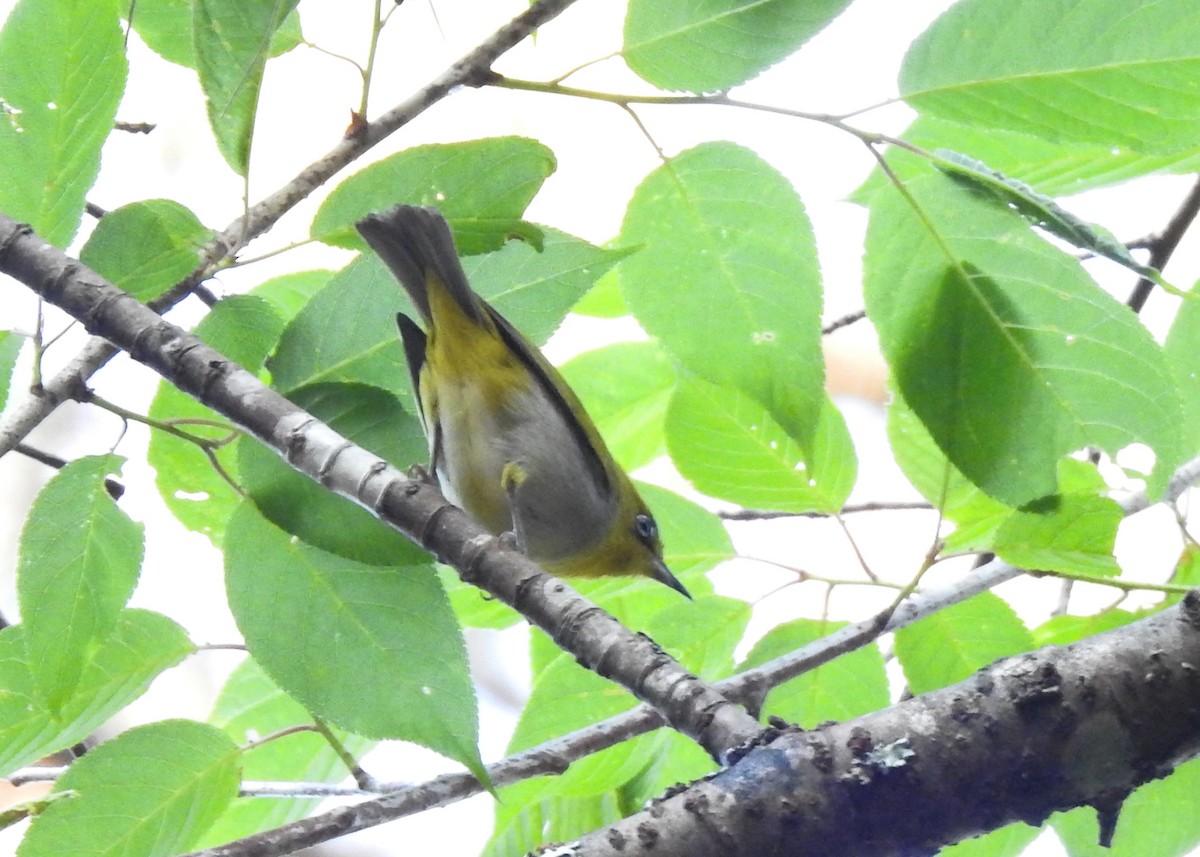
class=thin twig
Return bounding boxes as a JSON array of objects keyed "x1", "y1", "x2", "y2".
[
  {"x1": 13, "y1": 443, "x2": 125, "y2": 499},
  {"x1": 822, "y1": 309, "x2": 866, "y2": 334},
  {"x1": 720, "y1": 500, "x2": 932, "y2": 521},
  {"x1": 1127, "y1": 175, "x2": 1200, "y2": 312}
]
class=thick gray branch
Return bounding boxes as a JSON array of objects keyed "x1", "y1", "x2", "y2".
[
  {"x1": 572, "y1": 593, "x2": 1200, "y2": 856},
  {"x1": 0, "y1": 212, "x2": 761, "y2": 770}
]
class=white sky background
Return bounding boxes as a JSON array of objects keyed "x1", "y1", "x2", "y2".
[{"x1": 1, "y1": 0, "x2": 1197, "y2": 854}]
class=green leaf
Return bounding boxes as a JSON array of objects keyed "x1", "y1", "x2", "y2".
[
  {"x1": 79, "y1": 200, "x2": 212, "y2": 301},
  {"x1": 623, "y1": 0, "x2": 851, "y2": 92},
  {"x1": 894, "y1": 593, "x2": 1032, "y2": 695},
  {"x1": 148, "y1": 295, "x2": 284, "y2": 545},
  {"x1": 993, "y1": 494, "x2": 1122, "y2": 579},
  {"x1": 472, "y1": 232, "x2": 631, "y2": 345},
  {"x1": 0, "y1": 610, "x2": 192, "y2": 776},
  {"x1": 885, "y1": 116, "x2": 1200, "y2": 199},
  {"x1": 886, "y1": 394, "x2": 1013, "y2": 553},
  {"x1": 249, "y1": 269, "x2": 333, "y2": 322},
  {"x1": 667, "y1": 375, "x2": 855, "y2": 513},
  {"x1": 1032, "y1": 609, "x2": 1140, "y2": 647},
  {"x1": 484, "y1": 782, "x2": 623, "y2": 857},
  {"x1": 864, "y1": 155, "x2": 1184, "y2": 507},
  {"x1": 18, "y1": 720, "x2": 239, "y2": 857},
  {"x1": 504, "y1": 599, "x2": 746, "y2": 846},
  {"x1": 560, "y1": 341, "x2": 676, "y2": 471},
  {"x1": 571, "y1": 267, "x2": 628, "y2": 318},
  {"x1": 194, "y1": 0, "x2": 301, "y2": 174},
  {"x1": 17, "y1": 455, "x2": 143, "y2": 711},
  {"x1": 855, "y1": 119, "x2": 1200, "y2": 208},
  {"x1": 619, "y1": 142, "x2": 824, "y2": 449},
  {"x1": 0, "y1": 330, "x2": 25, "y2": 413},
  {"x1": 194, "y1": 658, "x2": 373, "y2": 848},
  {"x1": 650, "y1": 595, "x2": 750, "y2": 680},
  {"x1": 312, "y1": 137, "x2": 556, "y2": 250},
  {"x1": 0, "y1": 0, "x2": 126, "y2": 246},
  {"x1": 932, "y1": 150, "x2": 1158, "y2": 281},
  {"x1": 900, "y1": 0, "x2": 1200, "y2": 152},
  {"x1": 268, "y1": 254, "x2": 411, "y2": 398},
  {"x1": 740, "y1": 619, "x2": 889, "y2": 727},
  {"x1": 127, "y1": 0, "x2": 301, "y2": 67},
  {"x1": 224, "y1": 503, "x2": 485, "y2": 782},
  {"x1": 1164, "y1": 280, "x2": 1200, "y2": 458},
  {"x1": 1053, "y1": 756, "x2": 1200, "y2": 856},
  {"x1": 508, "y1": 654, "x2": 647, "y2": 793},
  {"x1": 616, "y1": 732, "x2": 716, "y2": 815},
  {"x1": 272, "y1": 228, "x2": 622, "y2": 398},
  {"x1": 235, "y1": 382, "x2": 428, "y2": 566},
  {"x1": 1165, "y1": 544, "x2": 1200, "y2": 608}
]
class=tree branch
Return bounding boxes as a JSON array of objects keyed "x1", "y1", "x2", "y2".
[
  {"x1": 0, "y1": 211, "x2": 762, "y2": 760},
  {"x1": 1126, "y1": 174, "x2": 1200, "y2": 312},
  {"x1": 570, "y1": 592, "x2": 1200, "y2": 856}
]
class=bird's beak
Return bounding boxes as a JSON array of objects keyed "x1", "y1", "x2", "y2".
[{"x1": 652, "y1": 558, "x2": 692, "y2": 600}]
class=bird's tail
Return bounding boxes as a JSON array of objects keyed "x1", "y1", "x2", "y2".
[{"x1": 355, "y1": 205, "x2": 483, "y2": 326}]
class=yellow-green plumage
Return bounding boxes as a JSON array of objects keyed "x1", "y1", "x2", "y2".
[{"x1": 356, "y1": 205, "x2": 689, "y2": 597}]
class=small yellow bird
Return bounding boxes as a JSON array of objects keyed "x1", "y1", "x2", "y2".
[{"x1": 356, "y1": 205, "x2": 689, "y2": 598}]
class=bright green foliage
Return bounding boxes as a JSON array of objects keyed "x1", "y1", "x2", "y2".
[
  {"x1": 224, "y1": 504, "x2": 485, "y2": 784},
  {"x1": 857, "y1": 116, "x2": 1200, "y2": 201},
  {"x1": 740, "y1": 619, "x2": 889, "y2": 727},
  {"x1": 0, "y1": 0, "x2": 125, "y2": 246},
  {"x1": 901, "y1": 0, "x2": 1200, "y2": 152},
  {"x1": 0, "y1": 331, "x2": 23, "y2": 411},
  {"x1": 484, "y1": 783, "x2": 626, "y2": 857},
  {"x1": 17, "y1": 455, "x2": 144, "y2": 712},
  {"x1": 17, "y1": 720, "x2": 239, "y2": 857},
  {"x1": 865, "y1": 155, "x2": 1183, "y2": 507},
  {"x1": 1164, "y1": 282, "x2": 1200, "y2": 457},
  {"x1": 620, "y1": 142, "x2": 825, "y2": 450},
  {"x1": 193, "y1": 659, "x2": 374, "y2": 848},
  {"x1": 267, "y1": 254, "x2": 412, "y2": 398},
  {"x1": 561, "y1": 341, "x2": 676, "y2": 471},
  {"x1": 492, "y1": 597, "x2": 747, "y2": 852},
  {"x1": 194, "y1": 0, "x2": 301, "y2": 174},
  {"x1": 667, "y1": 377, "x2": 855, "y2": 513},
  {"x1": 5, "y1": 0, "x2": 1199, "y2": 854},
  {"x1": 571, "y1": 267, "x2": 628, "y2": 318},
  {"x1": 887, "y1": 395, "x2": 1015, "y2": 553},
  {"x1": 130, "y1": 0, "x2": 302, "y2": 68},
  {"x1": 623, "y1": 0, "x2": 851, "y2": 92},
  {"x1": 0, "y1": 610, "x2": 191, "y2": 776},
  {"x1": 932, "y1": 150, "x2": 1159, "y2": 282},
  {"x1": 311, "y1": 137, "x2": 557, "y2": 251},
  {"x1": 1033, "y1": 609, "x2": 1141, "y2": 647},
  {"x1": 993, "y1": 494, "x2": 1122, "y2": 579},
  {"x1": 895, "y1": 594, "x2": 1033, "y2": 695},
  {"x1": 247, "y1": 269, "x2": 334, "y2": 321},
  {"x1": 79, "y1": 200, "x2": 212, "y2": 301}
]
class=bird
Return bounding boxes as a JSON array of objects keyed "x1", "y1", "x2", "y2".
[{"x1": 355, "y1": 205, "x2": 690, "y2": 598}]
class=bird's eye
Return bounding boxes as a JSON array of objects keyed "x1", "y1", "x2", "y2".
[{"x1": 634, "y1": 514, "x2": 658, "y2": 542}]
